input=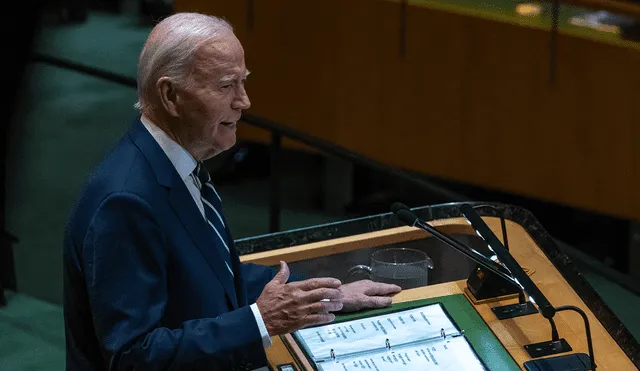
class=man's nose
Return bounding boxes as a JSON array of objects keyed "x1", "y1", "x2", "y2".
[{"x1": 232, "y1": 87, "x2": 251, "y2": 110}]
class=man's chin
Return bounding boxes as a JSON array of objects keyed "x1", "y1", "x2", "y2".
[{"x1": 218, "y1": 139, "x2": 237, "y2": 154}]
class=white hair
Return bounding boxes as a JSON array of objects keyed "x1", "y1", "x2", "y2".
[{"x1": 134, "y1": 13, "x2": 233, "y2": 113}]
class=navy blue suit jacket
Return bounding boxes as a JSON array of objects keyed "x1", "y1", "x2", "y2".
[{"x1": 63, "y1": 120, "x2": 277, "y2": 370}]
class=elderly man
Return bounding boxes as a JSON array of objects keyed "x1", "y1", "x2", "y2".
[{"x1": 62, "y1": 12, "x2": 401, "y2": 371}]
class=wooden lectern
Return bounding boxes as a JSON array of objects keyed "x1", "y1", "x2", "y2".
[{"x1": 237, "y1": 203, "x2": 639, "y2": 370}]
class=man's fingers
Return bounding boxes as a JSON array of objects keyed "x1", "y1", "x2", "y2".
[
  {"x1": 304, "y1": 288, "x2": 344, "y2": 303},
  {"x1": 364, "y1": 282, "x2": 402, "y2": 296},
  {"x1": 305, "y1": 300, "x2": 344, "y2": 313},
  {"x1": 364, "y1": 296, "x2": 393, "y2": 309},
  {"x1": 290, "y1": 277, "x2": 341, "y2": 291},
  {"x1": 271, "y1": 261, "x2": 290, "y2": 285},
  {"x1": 300, "y1": 313, "x2": 336, "y2": 328}
]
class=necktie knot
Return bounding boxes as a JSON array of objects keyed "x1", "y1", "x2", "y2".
[
  {"x1": 195, "y1": 162, "x2": 222, "y2": 209},
  {"x1": 195, "y1": 162, "x2": 211, "y2": 188}
]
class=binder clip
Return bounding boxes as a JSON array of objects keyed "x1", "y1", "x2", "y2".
[
  {"x1": 440, "y1": 328, "x2": 446, "y2": 338},
  {"x1": 330, "y1": 349, "x2": 336, "y2": 361},
  {"x1": 385, "y1": 338, "x2": 391, "y2": 351}
]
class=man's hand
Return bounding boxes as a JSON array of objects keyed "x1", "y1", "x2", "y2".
[
  {"x1": 256, "y1": 261, "x2": 344, "y2": 336},
  {"x1": 338, "y1": 280, "x2": 402, "y2": 312}
]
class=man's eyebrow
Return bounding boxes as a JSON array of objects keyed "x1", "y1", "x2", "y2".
[
  {"x1": 219, "y1": 75, "x2": 235, "y2": 83},
  {"x1": 219, "y1": 70, "x2": 251, "y2": 83}
]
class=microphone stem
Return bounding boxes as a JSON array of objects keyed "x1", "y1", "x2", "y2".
[
  {"x1": 555, "y1": 306, "x2": 596, "y2": 370},
  {"x1": 549, "y1": 317, "x2": 559, "y2": 341}
]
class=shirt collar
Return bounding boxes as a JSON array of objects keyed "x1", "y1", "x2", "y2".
[{"x1": 140, "y1": 115, "x2": 198, "y2": 181}]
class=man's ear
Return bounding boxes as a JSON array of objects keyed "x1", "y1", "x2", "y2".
[{"x1": 157, "y1": 77, "x2": 180, "y2": 117}]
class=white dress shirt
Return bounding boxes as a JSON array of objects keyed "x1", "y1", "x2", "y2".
[{"x1": 140, "y1": 116, "x2": 272, "y2": 353}]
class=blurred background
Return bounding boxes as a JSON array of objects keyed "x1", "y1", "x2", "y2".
[{"x1": 2, "y1": 0, "x2": 640, "y2": 369}]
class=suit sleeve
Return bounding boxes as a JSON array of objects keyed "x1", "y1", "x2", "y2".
[
  {"x1": 83, "y1": 192, "x2": 266, "y2": 371},
  {"x1": 238, "y1": 263, "x2": 275, "y2": 304}
]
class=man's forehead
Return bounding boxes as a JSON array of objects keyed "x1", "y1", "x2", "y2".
[
  {"x1": 191, "y1": 37, "x2": 247, "y2": 77},
  {"x1": 197, "y1": 34, "x2": 244, "y2": 62}
]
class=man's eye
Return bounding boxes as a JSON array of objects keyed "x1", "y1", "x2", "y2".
[{"x1": 221, "y1": 84, "x2": 232, "y2": 89}]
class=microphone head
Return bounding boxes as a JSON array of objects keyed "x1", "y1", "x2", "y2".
[
  {"x1": 391, "y1": 202, "x2": 410, "y2": 214},
  {"x1": 395, "y1": 208, "x2": 419, "y2": 227}
]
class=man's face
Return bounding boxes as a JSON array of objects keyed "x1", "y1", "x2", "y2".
[{"x1": 176, "y1": 31, "x2": 250, "y2": 160}]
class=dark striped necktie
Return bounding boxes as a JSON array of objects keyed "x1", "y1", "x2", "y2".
[{"x1": 195, "y1": 163, "x2": 234, "y2": 277}]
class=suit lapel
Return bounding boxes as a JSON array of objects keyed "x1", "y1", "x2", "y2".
[{"x1": 129, "y1": 119, "x2": 239, "y2": 309}]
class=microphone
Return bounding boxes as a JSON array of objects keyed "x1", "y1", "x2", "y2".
[
  {"x1": 391, "y1": 203, "x2": 520, "y2": 289},
  {"x1": 459, "y1": 203, "x2": 555, "y2": 319}
]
